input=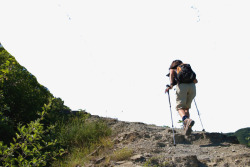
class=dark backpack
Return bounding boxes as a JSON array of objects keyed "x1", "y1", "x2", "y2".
[{"x1": 176, "y1": 64, "x2": 196, "y2": 83}]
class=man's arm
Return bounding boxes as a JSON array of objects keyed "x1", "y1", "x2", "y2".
[
  {"x1": 165, "y1": 69, "x2": 175, "y2": 93},
  {"x1": 169, "y1": 69, "x2": 175, "y2": 87}
]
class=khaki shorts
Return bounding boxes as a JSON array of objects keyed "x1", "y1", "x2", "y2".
[{"x1": 176, "y1": 83, "x2": 196, "y2": 110}]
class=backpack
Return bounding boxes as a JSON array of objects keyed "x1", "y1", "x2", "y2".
[{"x1": 176, "y1": 64, "x2": 196, "y2": 83}]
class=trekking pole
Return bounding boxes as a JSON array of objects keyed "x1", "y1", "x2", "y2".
[
  {"x1": 194, "y1": 99, "x2": 205, "y2": 132},
  {"x1": 166, "y1": 85, "x2": 176, "y2": 146}
]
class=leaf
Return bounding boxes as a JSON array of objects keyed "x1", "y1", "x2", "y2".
[{"x1": 16, "y1": 133, "x2": 21, "y2": 139}]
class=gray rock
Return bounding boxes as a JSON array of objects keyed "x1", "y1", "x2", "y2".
[
  {"x1": 156, "y1": 142, "x2": 166, "y2": 147},
  {"x1": 130, "y1": 154, "x2": 146, "y2": 162}
]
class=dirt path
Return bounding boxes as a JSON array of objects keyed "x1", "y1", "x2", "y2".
[{"x1": 87, "y1": 116, "x2": 250, "y2": 167}]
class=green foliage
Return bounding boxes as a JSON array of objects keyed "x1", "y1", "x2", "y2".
[
  {"x1": 178, "y1": 120, "x2": 183, "y2": 124},
  {"x1": 0, "y1": 48, "x2": 113, "y2": 166},
  {"x1": 56, "y1": 113, "x2": 112, "y2": 149},
  {"x1": 226, "y1": 127, "x2": 250, "y2": 147},
  {"x1": 0, "y1": 110, "x2": 15, "y2": 144},
  {"x1": 0, "y1": 49, "x2": 70, "y2": 143},
  {"x1": 43, "y1": 97, "x2": 71, "y2": 126},
  {"x1": 144, "y1": 157, "x2": 169, "y2": 167},
  {"x1": 52, "y1": 116, "x2": 113, "y2": 166},
  {"x1": 234, "y1": 127, "x2": 250, "y2": 147},
  {"x1": 0, "y1": 49, "x2": 52, "y2": 125},
  {"x1": 0, "y1": 104, "x2": 64, "y2": 166}
]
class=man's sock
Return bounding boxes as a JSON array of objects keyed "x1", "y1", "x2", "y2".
[{"x1": 182, "y1": 115, "x2": 188, "y2": 122}]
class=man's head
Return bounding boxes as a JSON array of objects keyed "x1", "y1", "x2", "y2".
[{"x1": 169, "y1": 60, "x2": 183, "y2": 69}]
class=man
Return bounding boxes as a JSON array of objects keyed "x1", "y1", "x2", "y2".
[{"x1": 165, "y1": 60, "x2": 198, "y2": 135}]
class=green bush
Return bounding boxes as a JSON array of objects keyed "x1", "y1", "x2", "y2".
[
  {"x1": 0, "y1": 49, "x2": 70, "y2": 144},
  {"x1": 226, "y1": 127, "x2": 250, "y2": 147},
  {"x1": 0, "y1": 109, "x2": 15, "y2": 144},
  {"x1": 0, "y1": 48, "x2": 113, "y2": 166},
  {"x1": 234, "y1": 128, "x2": 250, "y2": 147},
  {"x1": 0, "y1": 104, "x2": 64, "y2": 167},
  {"x1": 0, "y1": 49, "x2": 52, "y2": 125}
]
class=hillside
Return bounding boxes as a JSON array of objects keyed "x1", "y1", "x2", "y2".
[
  {"x1": 84, "y1": 115, "x2": 250, "y2": 167},
  {"x1": 1, "y1": 48, "x2": 249, "y2": 166}
]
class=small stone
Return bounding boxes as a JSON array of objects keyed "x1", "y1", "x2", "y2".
[
  {"x1": 75, "y1": 165, "x2": 81, "y2": 167},
  {"x1": 117, "y1": 161, "x2": 134, "y2": 166},
  {"x1": 144, "y1": 153, "x2": 152, "y2": 157},
  {"x1": 154, "y1": 135, "x2": 162, "y2": 140},
  {"x1": 115, "y1": 161, "x2": 126, "y2": 165},
  {"x1": 144, "y1": 133, "x2": 150, "y2": 138},
  {"x1": 167, "y1": 129, "x2": 176, "y2": 133},
  {"x1": 130, "y1": 154, "x2": 146, "y2": 162},
  {"x1": 207, "y1": 162, "x2": 217, "y2": 166},
  {"x1": 156, "y1": 142, "x2": 166, "y2": 147},
  {"x1": 235, "y1": 159, "x2": 241, "y2": 164},
  {"x1": 232, "y1": 149, "x2": 235, "y2": 152}
]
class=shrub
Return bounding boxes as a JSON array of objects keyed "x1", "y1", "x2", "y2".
[
  {"x1": 0, "y1": 50, "x2": 52, "y2": 125},
  {"x1": 0, "y1": 105, "x2": 64, "y2": 167},
  {"x1": 0, "y1": 110, "x2": 15, "y2": 144}
]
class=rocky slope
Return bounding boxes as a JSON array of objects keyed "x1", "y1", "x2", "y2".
[{"x1": 86, "y1": 116, "x2": 250, "y2": 167}]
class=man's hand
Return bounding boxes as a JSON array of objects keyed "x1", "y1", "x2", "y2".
[{"x1": 165, "y1": 85, "x2": 173, "y2": 93}]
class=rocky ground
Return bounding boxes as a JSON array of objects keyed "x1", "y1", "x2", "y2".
[{"x1": 85, "y1": 116, "x2": 250, "y2": 167}]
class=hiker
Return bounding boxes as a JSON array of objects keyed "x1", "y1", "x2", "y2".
[{"x1": 165, "y1": 60, "x2": 198, "y2": 135}]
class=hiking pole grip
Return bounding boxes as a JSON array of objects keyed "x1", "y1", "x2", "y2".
[
  {"x1": 167, "y1": 85, "x2": 172, "y2": 107},
  {"x1": 166, "y1": 85, "x2": 171, "y2": 108}
]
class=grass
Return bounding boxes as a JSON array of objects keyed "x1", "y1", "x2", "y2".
[
  {"x1": 143, "y1": 156, "x2": 169, "y2": 167},
  {"x1": 110, "y1": 148, "x2": 133, "y2": 161},
  {"x1": 56, "y1": 113, "x2": 112, "y2": 148},
  {"x1": 51, "y1": 113, "x2": 112, "y2": 166}
]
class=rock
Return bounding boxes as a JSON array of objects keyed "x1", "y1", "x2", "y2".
[
  {"x1": 172, "y1": 155, "x2": 199, "y2": 167},
  {"x1": 75, "y1": 165, "x2": 82, "y2": 167},
  {"x1": 115, "y1": 161, "x2": 126, "y2": 165},
  {"x1": 152, "y1": 148, "x2": 162, "y2": 153},
  {"x1": 156, "y1": 142, "x2": 166, "y2": 147},
  {"x1": 215, "y1": 158, "x2": 223, "y2": 163},
  {"x1": 84, "y1": 115, "x2": 250, "y2": 167},
  {"x1": 143, "y1": 133, "x2": 150, "y2": 138},
  {"x1": 124, "y1": 132, "x2": 141, "y2": 142},
  {"x1": 235, "y1": 159, "x2": 241, "y2": 164},
  {"x1": 114, "y1": 161, "x2": 135, "y2": 167},
  {"x1": 167, "y1": 129, "x2": 176, "y2": 133},
  {"x1": 143, "y1": 153, "x2": 152, "y2": 157},
  {"x1": 153, "y1": 134, "x2": 163, "y2": 140},
  {"x1": 174, "y1": 134, "x2": 186, "y2": 143},
  {"x1": 130, "y1": 154, "x2": 146, "y2": 162},
  {"x1": 207, "y1": 162, "x2": 217, "y2": 166}
]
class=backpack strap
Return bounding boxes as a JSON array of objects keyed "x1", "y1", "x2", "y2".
[{"x1": 176, "y1": 63, "x2": 184, "y2": 74}]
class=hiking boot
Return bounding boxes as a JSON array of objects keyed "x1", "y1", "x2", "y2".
[{"x1": 184, "y1": 118, "x2": 195, "y2": 136}]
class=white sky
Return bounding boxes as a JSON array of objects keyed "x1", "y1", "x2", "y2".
[{"x1": 0, "y1": 0, "x2": 249, "y2": 133}]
